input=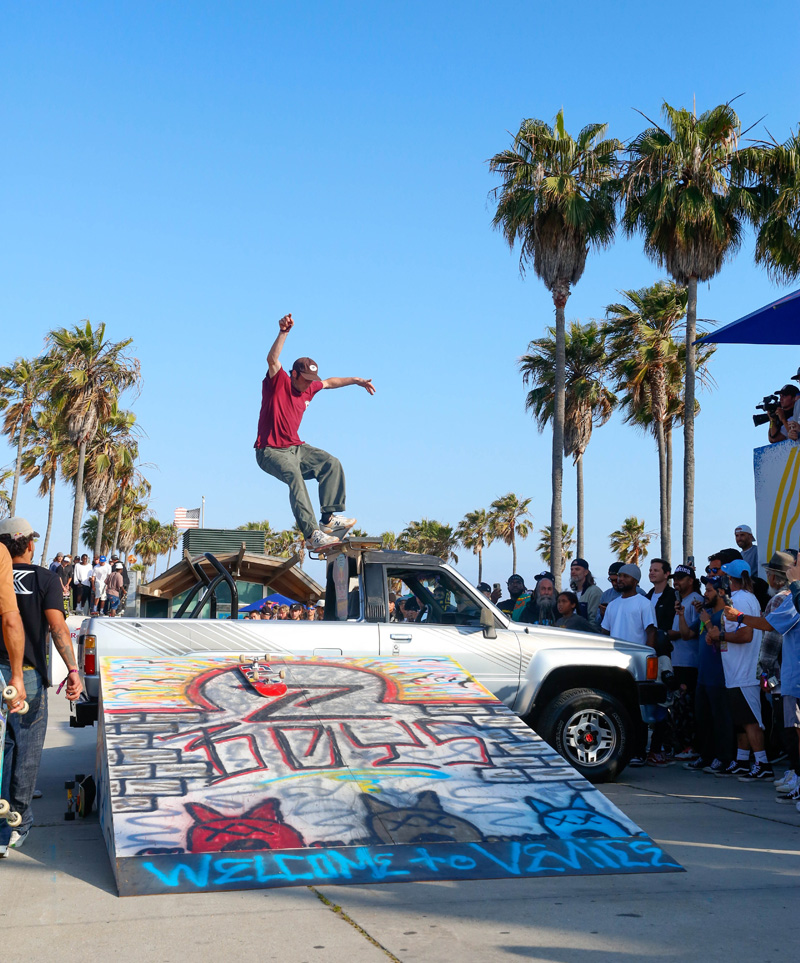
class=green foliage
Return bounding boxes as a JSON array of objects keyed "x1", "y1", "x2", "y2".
[
  {"x1": 399, "y1": 519, "x2": 459, "y2": 563},
  {"x1": 609, "y1": 517, "x2": 656, "y2": 564},
  {"x1": 537, "y1": 525, "x2": 575, "y2": 572}
]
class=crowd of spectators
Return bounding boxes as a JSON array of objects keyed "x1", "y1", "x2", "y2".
[
  {"x1": 47, "y1": 551, "x2": 130, "y2": 618},
  {"x1": 243, "y1": 601, "x2": 325, "y2": 620},
  {"x1": 478, "y1": 523, "x2": 800, "y2": 809}
]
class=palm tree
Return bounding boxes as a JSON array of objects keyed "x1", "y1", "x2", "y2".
[
  {"x1": 0, "y1": 468, "x2": 13, "y2": 517},
  {"x1": 456, "y1": 508, "x2": 493, "y2": 582},
  {"x1": 265, "y1": 529, "x2": 295, "y2": 558},
  {"x1": 236, "y1": 520, "x2": 275, "y2": 554},
  {"x1": 737, "y1": 126, "x2": 800, "y2": 284},
  {"x1": 80, "y1": 514, "x2": 113, "y2": 555},
  {"x1": 162, "y1": 524, "x2": 180, "y2": 571},
  {"x1": 520, "y1": 321, "x2": 616, "y2": 559},
  {"x1": 490, "y1": 110, "x2": 620, "y2": 587},
  {"x1": 109, "y1": 468, "x2": 149, "y2": 556},
  {"x1": 609, "y1": 517, "x2": 656, "y2": 565},
  {"x1": 20, "y1": 402, "x2": 68, "y2": 564},
  {"x1": 488, "y1": 493, "x2": 532, "y2": 575},
  {"x1": 622, "y1": 101, "x2": 757, "y2": 561},
  {"x1": 134, "y1": 518, "x2": 175, "y2": 582},
  {"x1": 116, "y1": 481, "x2": 152, "y2": 556},
  {"x1": 537, "y1": 524, "x2": 575, "y2": 573},
  {"x1": 0, "y1": 356, "x2": 47, "y2": 514},
  {"x1": 399, "y1": 519, "x2": 459, "y2": 563},
  {"x1": 46, "y1": 321, "x2": 140, "y2": 557},
  {"x1": 604, "y1": 281, "x2": 689, "y2": 561},
  {"x1": 380, "y1": 530, "x2": 399, "y2": 550}
]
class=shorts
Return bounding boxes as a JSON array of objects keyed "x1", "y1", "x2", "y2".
[
  {"x1": 726, "y1": 685, "x2": 763, "y2": 728},
  {"x1": 107, "y1": 595, "x2": 121, "y2": 612},
  {"x1": 783, "y1": 695, "x2": 800, "y2": 728}
]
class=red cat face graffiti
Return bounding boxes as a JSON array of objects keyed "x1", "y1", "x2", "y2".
[{"x1": 185, "y1": 800, "x2": 305, "y2": 853}]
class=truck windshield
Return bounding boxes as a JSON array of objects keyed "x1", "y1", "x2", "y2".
[{"x1": 388, "y1": 567, "x2": 484, "y2": 626}]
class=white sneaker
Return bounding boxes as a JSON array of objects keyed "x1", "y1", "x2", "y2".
[
  {"x1": 776, "y1": 771, "x2": 800, "y2": 795},
  {"x1": 319, "y1": 514, "x2": 356, "y2": 538},
  {"x1": 306, "y1": 530, "x2": 340, "y2": 551},
  {"x1": 0, "y1": 846, "x2": 8, "y2": 859},
  {"x1": 774, "y1": 770, "x2": 794, "y2": 787},
  {"x1": 8, "y1": 829, "x2": 28, "y2": 849}
]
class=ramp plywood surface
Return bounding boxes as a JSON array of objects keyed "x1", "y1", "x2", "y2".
[{"x1": 96, "y1": 656, "x2": 681, "y2": 896}]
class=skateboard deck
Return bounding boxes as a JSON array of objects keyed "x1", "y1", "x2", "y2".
[
  {"x1": 307, "y1": 535, "x2": 383, "y2": 559},
  {"x1": 0, "y1": 678, "x2": 29, "y2": 827},
  {"x1": 237, "y1": 657, "x2": 287, "y2": 698}
]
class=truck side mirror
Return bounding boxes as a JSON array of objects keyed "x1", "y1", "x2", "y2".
[{"x1": 480, "y1": 606, "x2": 497, "y2": 640}]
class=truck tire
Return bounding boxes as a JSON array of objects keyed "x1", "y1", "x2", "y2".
[{"x1": 535, "y1": 687, "x2": 632, "y2": 784}]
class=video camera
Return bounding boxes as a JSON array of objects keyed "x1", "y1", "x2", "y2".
[{"x1": 753, "y1": 393, "x2": 780, "y2": 427}]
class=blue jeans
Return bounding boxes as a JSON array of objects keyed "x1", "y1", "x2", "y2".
[{"x1": 0, "y1": 664, "x2": 48, "y2": 844}]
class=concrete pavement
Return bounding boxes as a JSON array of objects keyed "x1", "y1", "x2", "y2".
[{"x1": 1, "y1": 690, "x2": 799, "y2": 963}]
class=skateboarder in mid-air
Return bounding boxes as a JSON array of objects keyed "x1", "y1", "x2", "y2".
[{"x1": 254, "y1": 314, "x2": 375, "y2": 550}]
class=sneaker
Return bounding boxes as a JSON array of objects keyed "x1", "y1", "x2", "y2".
[
  {"x1": 738, "y1": 762, "x2": 775, "y2": 782},
  {"x1": 776, "y1": 786, "x2": 800, "y2": 804},
  {"x1": 628, "y1": 756, "x2": 646, "y2": 768},
  {"x1": 8, "y1": 829, "x2": 28, "y2": 849},
  {"x1": 646, "y1": 752, "x2": 673, "y2": 767},
  {"x1": 776, "y1": 772, "x2": 800, "y2": 795},
  {"x1": 715, "y1": 759, "x2": 751, "y2": 777},
  {"x1": 0, "y1": 846, "x2": 7, "y2": 859},
  {"x1": 675, "y1": 748, "x2": 699, "y2": 761},
  {"x1": 774, "y1": 770, "x2": 795, "y2": 788},
  {"x1": 703, "y1": 759, "x2": 725, "y2": 774},
  {"x1": 684, "y1": 757, "x2": 708, "y2": 771},
  {"x1": 32, "y1": 789, "x2": 42, "y2": 799},
  {"x1": 319, "y1": 514, "x2": 357, "y2": 538},
  {"x1": 306, "y1": 530, "x2": 340, "y2": 551}
]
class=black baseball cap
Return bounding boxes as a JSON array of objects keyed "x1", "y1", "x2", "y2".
[
  {"x1": 673, "y1": 564, "x2": 696, "y2": 579},
  {"x1": 701, "y1": 574, "x2": 730, "y2": 591},
  {"x1": 780, "y1": 384, "x2": 800, "y2": 396}
]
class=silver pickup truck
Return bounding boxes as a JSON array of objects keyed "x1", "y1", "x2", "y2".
[{"x1": 71, "y1": 540, "x2": 664, "y2": 782}]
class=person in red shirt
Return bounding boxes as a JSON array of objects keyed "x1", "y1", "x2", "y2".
[{"x1": 254, "y1": 313, "x2": 375, "y2": 550}]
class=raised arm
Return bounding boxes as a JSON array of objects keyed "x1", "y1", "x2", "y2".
[
  {"x1": 321, "y1": 376, "x2": 376, "y2": 395},
  {"x1": 267, "y1": 314, "x2": 294, "y2": 378}
]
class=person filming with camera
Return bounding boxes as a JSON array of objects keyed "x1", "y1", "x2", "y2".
[{"x1": 767, "y1": 384, "x2": 800, "y2": 444}]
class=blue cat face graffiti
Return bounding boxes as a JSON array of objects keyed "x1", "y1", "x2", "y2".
[{"x1": 527, "y1": 794, "x2": 627, "y2": 839}]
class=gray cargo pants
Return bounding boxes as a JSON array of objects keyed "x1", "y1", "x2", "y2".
[{"x1": 255, "y1": 444, "x2": 346, "y2": 539}]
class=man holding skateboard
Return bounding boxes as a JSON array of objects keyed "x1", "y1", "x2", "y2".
[
  {"x1": 0, "y1": 517, "x2": 83, "y2": 857},
  {"x1": 0, "y1": 542, "x2": 26, "y2": 711},
  {"x1": 254, "y1": 313, "x2": 375, "y2": 550}
]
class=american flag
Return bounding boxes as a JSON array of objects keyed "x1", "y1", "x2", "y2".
[{"x1": 174, "y1": 507, "x2": 200, "y2": 530}]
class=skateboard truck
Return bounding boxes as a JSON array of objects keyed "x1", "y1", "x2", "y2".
[{"x1": 237, "y1": 654, "x2": 287, "y2": 697}]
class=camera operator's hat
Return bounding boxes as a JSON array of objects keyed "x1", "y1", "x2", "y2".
[
  {"x1": 0, "y1": 516, "x2": 40, "y2": 540},
  {"x1": 618, "y1": 563, "x2": 641, "y2": 582},
  {"x1": 292, "y1": 357, "x2": 320, "y2": 381},
  {"x1": 721, "y1": 559, "x2": 751, "y2": 579},
  {"x1": 779, "y1": 384, "x2": 800, "y2": 395},
  {"x1": 763, "y1": 551, "x2": 794, "y2": 575}
]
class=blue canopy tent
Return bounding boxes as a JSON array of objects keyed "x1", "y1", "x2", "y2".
[
  {"x1": 697, "y1": 289, "x2": 800, "y2": 345},
  {"x1": 239, "y1": 592, "x2": 297, "y2": 612}
]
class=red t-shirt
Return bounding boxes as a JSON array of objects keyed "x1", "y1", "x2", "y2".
[{"x1": 254, "y1": 367, "x2": 324, "y2": 448}]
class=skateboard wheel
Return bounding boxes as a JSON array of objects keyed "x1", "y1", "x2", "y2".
[
  {"x1": 278, "y1": 669, "x2": 286, "y2": 679},
  {"x1": 64, "y1": 812, "x2": 76, "y2": 821},
  {"x1": 19, "y1": 701, "x2": 29, "y2": 715},
  {"x1": 0, "y1": 799, "x2": 9, "y2": 817},
  {"x1": 7, "y1": 811, "x2": 22, "y2": 828},
  {"x1": 2, "y1": 685, "x2": 18, "y2": 701}
]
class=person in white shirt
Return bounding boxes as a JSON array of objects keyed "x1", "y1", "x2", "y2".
[
  {"x1": 706, "y1": 560, "x2": 770, "y2": 781},
  {"x1": 91, "y1": 555, "x2": 112, "y2": 615},
  {"x1": 72, "y1": 553, "x2": 93, "y2": 614}
]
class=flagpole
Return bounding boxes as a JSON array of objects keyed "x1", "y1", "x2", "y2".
[{"x1": 201, "y1": 496, "x2": 205, "y2": 528}]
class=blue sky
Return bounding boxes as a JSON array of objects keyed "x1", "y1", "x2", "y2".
[{"x1": 2, "y1": 1, "x2": 800, "y2": 588}]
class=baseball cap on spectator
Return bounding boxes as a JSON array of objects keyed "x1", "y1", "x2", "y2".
[
  {"x1": 99, "y1": 555, "x2": 107, "y2": 562},
  {"x1": 721, "y1": 559, "x2": 751, "y2": 579},
  {"x1": 734, "y1": 524, "x2": 753, "y2": 535},
  {"x1": 608, "y1": 562, "x2": 623, "y2": 575},
  {"x1": 114, "y1": 563, "x2": 124, "y2": 571},
  {"x1": 792, "y1": 367, "x2": 800, "y2": 383},
  {"x1": 477, "y1": 582, "x2": 492, "y2": 594},
  {"x1": 292, "y1": 357, "x2": 320, "y2": 381},
  {"x1": 780, "y1": 384, "x2": 800, "y2": 396},
  {"x1": 63, "y1": 555, "x2": 71, "y2": 562},
  {"x1": 571, "y1": 558, "x2": 589, "y2": 570},
  {"x1": 618, "y1": 563, "x2": 641, "y2": 582},
  {"x1": 701, "y1": 573, "x2": 731, "y2": 591},
  {"x1": 763, "y1": 551, "x2": 794, "y2": 575},
  {"x1": 673, "y1": 564, "x2": 696, "y2": 579},
  {"x1": 0, "y1": 516, "x2": 40, "y2": 539},
  {"x1": 534, "y1": 571, "x2": 555, "y2": 582}
]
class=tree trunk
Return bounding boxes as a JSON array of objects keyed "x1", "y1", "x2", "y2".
[
  {"x1": 477, "y1": 548, "x2": 483, "y2": 584},
  {"x1": 111, "y1": 480, "x2": 127, "y2": 555},
  {"x1": 656, "y1": 419, "x2": 670, "y2": 562},
  {"x1": 9, "y1": 413, "x2": 29, "y2": 516},
  {"x1": 683, "y1": 276, "x2": 698, "y2": 562},
  {"x1": 666, "y1": 422, "x2": 673, "y2": 553},
  {"x1": 70, "y1": 439, "x2": 87, "y2": 558},
  {"x1": 576, "y1": 452, "x2": 585, "y2": 559},
  {"x1": 94, "y1": 510, "x2": 105, "y2": 557},
  {"x1": 40, "y1": 475, "x2": 56, "y2": 566},
  {"x1": 550, "y1": 283, "x2": 569, "y2": 591},
  {"x1": 511, "y1": 532, "x2": 517, "y2": 576}
]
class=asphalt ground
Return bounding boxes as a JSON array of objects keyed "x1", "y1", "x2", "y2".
[{"x1": 1, "y1": 691, "x2": 799, "y2": 963}]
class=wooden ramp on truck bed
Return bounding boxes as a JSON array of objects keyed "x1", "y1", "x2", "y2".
[{"x1": 96, "y1": 655, "x2": 682, "y2": 896}]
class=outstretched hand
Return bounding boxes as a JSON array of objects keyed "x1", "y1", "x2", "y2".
[
  {"x1": 356, "y1": 378, "x2": 376, "y2": 395},
  {"x1": 278, "y1": 314, "x2": 294, "y2": 333}
]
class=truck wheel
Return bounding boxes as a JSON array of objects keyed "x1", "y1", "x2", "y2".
[{"x1": 535, "y1": 687, "x2": 632, "y2": 784}]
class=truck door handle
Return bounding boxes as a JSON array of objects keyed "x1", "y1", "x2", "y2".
[{"x1": 389, "y1": 634, "x2": 412, "y2": 642}]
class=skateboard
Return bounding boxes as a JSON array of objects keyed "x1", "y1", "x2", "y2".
[
  {"x1": 0, "y1": 682, "x2": 29, "y2": 828},
  {"x1": 65, "y1": 773, "x2": 96, "y2": 820},
  {"x1": 308, "y1": 535, "x2": 383, "y2": 560},
  {"x1": 238, "y1": 655, "x2": 287, "y2": 698}
]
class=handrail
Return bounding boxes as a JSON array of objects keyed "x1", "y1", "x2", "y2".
[{"x1": 173, "y1": 552, "x2": 239, "y2": 619}]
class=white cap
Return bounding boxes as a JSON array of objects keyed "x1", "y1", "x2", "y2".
[{"x1": 735, "y1": 524, "x2": 753, "y2": 534}]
